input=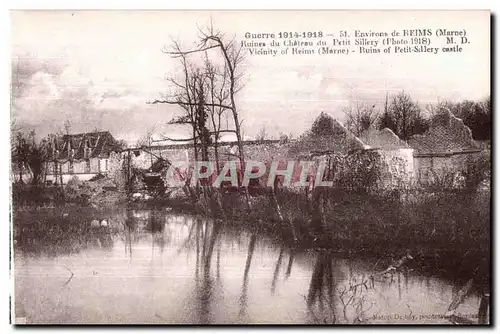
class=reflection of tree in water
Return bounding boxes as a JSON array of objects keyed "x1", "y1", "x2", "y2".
[
  {"x1": 146, "y1": 210, "x2": 170, "y2": 256},
  {"x1": 285, "y1": 248, "x2": 295, "y2": 280},
  {"x1": 216, "y1": 239, "x2": 221, "y2": 281},
  {"x1": 271, "y1": 246, "x2": 285, "y2": 294},
  {"x1": 306, "y1": 251, "x2": 337, "y2": 324},
  {"x1": 145, "y1": 210, "x2": 164, "y2": 233},
  {"x1": 305, "y1": 252, "x2": 380, "y2": 324},
  {"x1": 89, "y1": 225, "x2": 114, "y2": 249},
  {"x1": 117, "y1": 208, "x2": 175, "y2": 260},
  {"x1": 190, "y1": 218, "x2": 220, "y2": 324},
  {"x1": 124, "y1": 209, "x2": 135, "y2": 258},
  {"x1": 239, "y1": 234, "x2": 256, "y2": 321}
]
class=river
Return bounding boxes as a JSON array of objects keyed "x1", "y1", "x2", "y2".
[{"x1": 12, "y1": 207, "x2": 485, "y2": 324}]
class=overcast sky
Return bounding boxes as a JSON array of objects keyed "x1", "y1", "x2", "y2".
[{"x1": 11, "y1": 10, "x2": 490, "y2": 144}]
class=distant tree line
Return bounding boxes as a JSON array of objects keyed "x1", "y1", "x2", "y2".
[
  {"x1": 11, "y1": 130, "x2": 47, "y2": 184},
  {"x1": 343, "y1": 91, "x2": 490, "y2": 141}
]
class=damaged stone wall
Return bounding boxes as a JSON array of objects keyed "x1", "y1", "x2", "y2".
[
  {"x1": 128, "y1": 141, "x2": 286, "y2": 172},
  {"x1": 108, "y1": 151, "x2": 127, "y2": 189},
  {"x1": 408, "y1": 109, "x2": 483, "y2": 185},
  {"x1": 360, "y1": 128, "x2": 415, "y2": 188}
]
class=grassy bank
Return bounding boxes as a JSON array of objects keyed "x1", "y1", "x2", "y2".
[
  {"x1": 12, "y1": 181, "x2": 490, "y2": 254},
  {"x1": 212, "y1": 188, "x2": 489, "y2": 251}
]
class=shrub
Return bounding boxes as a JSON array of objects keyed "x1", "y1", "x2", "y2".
[
  {"x1": 332, "y1": 150, "x2": 384, "y2": 193},
  {"x1": 67, "y1": 175, "x2": 81, "y2": 188},
  {"x1": 463, "y1": 152, "x2": 491, "y2": 191}
]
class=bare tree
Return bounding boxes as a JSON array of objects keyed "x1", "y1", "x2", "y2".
[
  {"x1": 378, "y1": 92, "x2": 394, "y2": 131},
  {"x1": 390, "y1": 91, "x2": 428, "y2": 140},
  {"x1": 155, "y1": 40, "x2": 204, "y2": 161},
  {"x1": 343, "y1": 101, "x2": 378, "y2": 137},
  {"x1": 278, "y1": 132, "x2": 291, "y2": 143},
  {"x1": 12, "y1": 131, "x2": 29, "y2": 183},
  {"x1": 136, "y1": 125, "x2": 158, "y2": 148},
  {"x1": 256, "y1": 125, "x2": 268, "y2": 141},
  {"x1": 149, "y1": 22, "x2": 250, "y2": 208},
  {"x1": 63, "y1": 120, "x2": 72, "y2": 135},
  {"x1": 152, "y1": 42, "x2": 236, "y2": 160},
  {"x1": 378, "y1": 91, "x2": 428, "y2": 140},
  {"x1": 12, "y1": 130, "x2": 49, "y2": 185},
  {"x1": 152, "y1": 22, "x2": 247, "y2": 175}
]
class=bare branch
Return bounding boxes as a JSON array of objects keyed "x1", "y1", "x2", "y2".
[
  {"x1": 147, "y1": 99, "x2": 233, "y2": 110},
  {"x1": 167, "y1": 78, "x2": 187, "y2": 90},
  {"x1": 167, "y1": 44, "x2": 220, "y2": 58}
]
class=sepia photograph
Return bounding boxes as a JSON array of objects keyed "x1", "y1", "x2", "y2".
[{"x1": 9, "y1": 10, "x2": 491, "y2": 325}]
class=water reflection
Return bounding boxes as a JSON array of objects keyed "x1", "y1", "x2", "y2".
[
  {"x1": 124, "y1": 209, "x2": 134, "y2": 258},
  {"x1": 239, "y1": 234, "x2": 256, "y2": 320},
  {"x1": 305, "y1": 251, "x2": 337, "y2": 323},
  {"x1": 89, "y1": 224, "x2": 113, "y2": 249},
  {"x1": 13, "y1": 208, "x2": 488, "y2": 324},
  {"x1": 285, "y1": 248, "x2": 294, "y2": 280},
  {"x1": 271, "y1": 246, "x2": 285, "y2": 294},
  {"x1": 196, "y1": 219, "x2": 219, "y2": 324}
]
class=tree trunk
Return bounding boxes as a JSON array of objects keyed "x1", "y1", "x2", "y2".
[
  {"x1": 18, "y1": 162, "x2": 23, "y2": 183},
  {"x1": 311, "y1": 187, "x2": 325, "y2": 234},
  {"x1": 213, "y1": 141, "x2": 220, "y2": 175},
  {"x1": 59, "y1": 163, "x2": 64, "y2": 196},
  {"x1": 269, "y1": 188, "x2": 297, "y2": 240}
]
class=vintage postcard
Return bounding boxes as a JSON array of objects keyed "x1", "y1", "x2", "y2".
[{"x1": 10, "y1": 10, "x2": 491, "y2": 325}]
